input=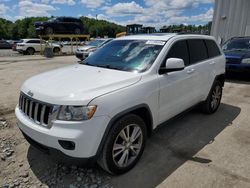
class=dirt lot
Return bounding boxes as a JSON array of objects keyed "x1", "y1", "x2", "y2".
[{"x1": 0, "y1": 56, "x2": 250, "y2": 188}]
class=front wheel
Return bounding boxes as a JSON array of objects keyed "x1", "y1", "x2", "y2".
[
  {"x1": 201, "y1": 80, "x2": 223, "y2": 114},
  {"x1": 98, "y1": 114, "x2": 147, "y2": 175}
]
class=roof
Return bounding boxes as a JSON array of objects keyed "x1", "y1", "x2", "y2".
[
  {"x1": 126, "y1": 24, "x2": 143, "y2": 27},
  {"x1": 115, "y1": 33, "x2": 177, "y2": 41},
  {"x1": 115, "y1": 33, "x2": 216, "y2": 41}
]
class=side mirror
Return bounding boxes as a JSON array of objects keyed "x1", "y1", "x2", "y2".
[{"x1": 159, "y1": 58, "x2": 185, "y2": 74}]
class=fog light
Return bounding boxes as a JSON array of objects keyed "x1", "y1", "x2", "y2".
[{"x1": 58, "y1": 140, "x2": 75, "y2": 150}]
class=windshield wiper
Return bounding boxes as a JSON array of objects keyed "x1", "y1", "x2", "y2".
[{"x1": 96, "y1": 64, "x2": 121, "y2": 70}]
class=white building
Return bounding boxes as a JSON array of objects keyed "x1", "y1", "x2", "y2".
[{"x1": 211, "y1": 0, "x2": 250, "y2": 44}]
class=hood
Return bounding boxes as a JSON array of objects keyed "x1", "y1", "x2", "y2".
[
  {"x1": 21, "y1": 64, "x2": 141, "y2": 105},
  {"x1": 224, "y1": 50, "x2": 250, "y2": 64},
  {"x1": 224, "y1": 50, "x2": 250, "y2": 59},
  {"x1": 77, "y1": 45, "x2": 96, "y2": 51}
]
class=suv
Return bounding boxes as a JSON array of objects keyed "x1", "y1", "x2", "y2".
[
  {"x1": 34, "y1": 17, "x2": 84, "y2": 35},
  {"x1": 222, "y1": 36, "x2": 250, "y2": 72},
  {"x1": 75, "y1": 38, "x2": 113, "y2": 60},
  {"x1": 15, "y1": 34, "x2": 225, "y2": 174},
  {"x1": 16, "y1": 39, "x2": 61, "y2": 55}
]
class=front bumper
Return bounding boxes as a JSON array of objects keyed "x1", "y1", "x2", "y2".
[
  {"x1": 75, "y1": 51, "x2": 89, "y2": 60},
  {"x1": 15, "y1": 106, "x2": 110, "y2": 159},
  {"x1": 226, "y1": 63, "x2": 250, "y2": 72}
]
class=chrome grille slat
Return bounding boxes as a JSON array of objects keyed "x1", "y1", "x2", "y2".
[
  {"x1": 40, "y1": 105, "x2": 46, "y2": 125},
  {"x1": 29, "y1": 101, "x2": 33, "y2": 119},
  {"x1": 18, "y1": 93, "x2": 54, "y2": 128},
  {"x1": 21, "y1": 95, "x2": 25, "y2": 111},
  {"x1": 34, "y1": 103, "x2": 39, "y2": 123}
]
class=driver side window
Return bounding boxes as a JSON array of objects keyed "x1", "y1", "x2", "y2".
[{"x1": 163, "y1": 40, "x2": 190, "y2": 67}]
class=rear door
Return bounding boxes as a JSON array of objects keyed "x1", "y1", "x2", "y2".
[{"x1": 187, "y1": 39, "x2": 211, "y2": 101}]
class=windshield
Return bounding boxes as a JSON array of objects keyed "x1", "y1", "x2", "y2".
[
  {"x1": 81, "y1": 40, "x2": 165, "y2": 72},
  {"x1": 48, "y1": 18, "x2": 57, "y2": 22},
  {"x1": 88, "y1": 40, "x2": 106, "y2": 47},
  {"x1": 223, "y1": 38, "x2": 250, "y2": 51}
]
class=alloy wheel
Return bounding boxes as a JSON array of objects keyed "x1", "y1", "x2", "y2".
[
  {"x1": 211, "y1": 85, "x2": 222, "y2": 110},
  {"x1": 112, "y1": 124, "x2": 143, "y2": 168}
]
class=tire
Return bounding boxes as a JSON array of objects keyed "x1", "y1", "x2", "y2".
[
  {"x1": 98, "y1": 114, "x2": 147, "y2": 175},
  {"x1": 74, "y1": 28, "x2": 81, "y2": 34},
  {"x1": 45, "y1": 27, "x2": 53, "y2": 35},
  {"x1": 53, "y1": 47, "x2": 60, "y2": 54},
  {"x1": 26, "y1": 47, "x2": 35, "y2": 55},
  {"x1": 200, "y1": 80, "x2": 223, "y2": 114}
]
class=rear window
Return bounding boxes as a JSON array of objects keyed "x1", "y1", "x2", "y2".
[
  {"x1": 205, "y1": 40, "x2": 221, "y2": 58},
  {"x1": 188, "y1": 39, "x2": 208, "y2": 64}
]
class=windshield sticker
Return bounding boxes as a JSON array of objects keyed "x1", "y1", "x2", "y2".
[{"x1": 146, "y1": 40, "x2": 166, "y2": 46}]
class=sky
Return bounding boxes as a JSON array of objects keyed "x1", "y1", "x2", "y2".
[{"x1": 0, "y1": 0, "x2": 214, "y2": 28}]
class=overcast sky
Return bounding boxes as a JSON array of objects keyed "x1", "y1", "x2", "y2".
[{"x1": 0, "y1": 0, "x2": 214, "y2": 27}]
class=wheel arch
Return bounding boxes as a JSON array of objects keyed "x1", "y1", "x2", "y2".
[
  {"x1": 215, "y1": 73, "x2": 225, "y2": 87},
  {"x1": 96, "y1": 104, "x2": 153, "y2": 157},
  {"x1": 26, "y1": 47, "x2": 35, "y2": 54}
]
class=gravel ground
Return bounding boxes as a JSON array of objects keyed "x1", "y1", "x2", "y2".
[
  {"x1": 1, "y1": 55, "x2": 250, "y2": 188},
  {"x1": 0, "y1": 50, "x2": 21, "y2": 57}
]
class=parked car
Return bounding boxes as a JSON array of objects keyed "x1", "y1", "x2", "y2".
[
  {"x1": 0, "y1": 40, "x2": 12, "y2": 49},
  {"x1": 12, "y1": 40, "x2": 22, "y2": 51},
  {"x1": 34, "y1": 17, "x2": 84, "y2": 35},
  {"x1": 15, "y1": 34, "x2": 225, "y2": 174},
  {"x1": 75, "y1": 38, "x2": 113, "y2": 60},
  {"x1": 16, "y1": 39, "x2": 61, "y2": 55},
  {"x1": 222, "y1": 36, "x2": 250, "y2": 72}
]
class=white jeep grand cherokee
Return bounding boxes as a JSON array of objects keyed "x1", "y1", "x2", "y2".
[{"x1": 15, "y1": 34, "x2": 225, "y2": 174}]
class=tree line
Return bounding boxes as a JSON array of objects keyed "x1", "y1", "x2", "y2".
[
  {"x1": 0, "y1": 16, "x2": 126, "y2": 40},
  {"x1": 0, "y1": 16, "x2": 212, "y2": 40}
]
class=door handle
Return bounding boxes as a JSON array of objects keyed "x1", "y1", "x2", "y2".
[
  {"x1": 187, "y1": 69, "x2": 195, "y2": 74},
  {"x1": 209, "y1": 61, "x2": 216, "y2": 65}
]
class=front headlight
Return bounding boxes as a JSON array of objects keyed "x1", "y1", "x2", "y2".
[
  {"x1": 58, "y1": 105, "x2": 97, "y2": 121},
  {"x1": 87, "y1": 48, "x2": 95, "y2": 53},
  {"x1": 242, "y1": 58, "x2": 250, "y2": 64}
]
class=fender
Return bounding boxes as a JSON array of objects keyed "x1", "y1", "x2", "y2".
[{"x1": 95, "y1": 104, "x2": 153, "y2": 158}]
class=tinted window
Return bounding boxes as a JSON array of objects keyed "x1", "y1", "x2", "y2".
[
  {"x1": 205, "y1": 40, "x2": 221, "y2": 58},
  {"x1": 188, "y1": 39, "x2": 208, "y2": 64},
  {"x1": 27, "y1": 40, "x2": 40, "y2": 44},
  {"x1": 166, "y1": 40, "x2": 189, "y2": 66}
]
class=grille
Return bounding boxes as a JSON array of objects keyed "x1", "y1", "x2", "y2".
[{"x1": 19, "y1": 93, "x2": 54, "y2": 127}]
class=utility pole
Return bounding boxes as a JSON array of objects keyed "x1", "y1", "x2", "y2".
[{"x1": 96, "y1": 14, "x2": 98, "y2": 38}]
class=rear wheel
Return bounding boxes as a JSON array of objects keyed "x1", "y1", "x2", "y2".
[
  {"x1": 26, "y1": 47, "x2": 35, "y2": 55},
  {"x1": 201, "y1": 80, "x2": 223, "y2": 114},
  {"x1": 53, "y1": 47, "x2": 60, "y2": 54},
  {"x1": 98, "y1": 114, "x2": 147, "y2": 175},
  {"x1": 45, "y1": 27, "x2": 53, "y2": 35}
]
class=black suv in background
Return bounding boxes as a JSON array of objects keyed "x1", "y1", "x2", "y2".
[{"x1": 34, "y1": 17, "x2": 84, "y2": 35}]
